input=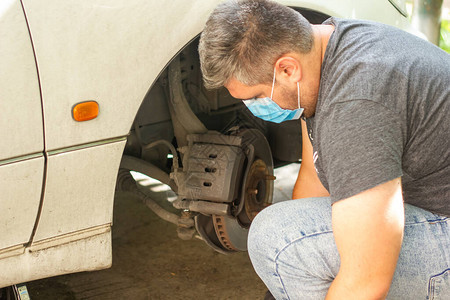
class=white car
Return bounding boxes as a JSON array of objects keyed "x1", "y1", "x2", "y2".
[{"x1": 0, "y1": 0, "x2": 412, "y2": 293}]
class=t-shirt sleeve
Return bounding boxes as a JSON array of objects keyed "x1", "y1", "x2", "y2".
[{"x1": 317, "y1": 99, "x2": 404, "y2": 203}]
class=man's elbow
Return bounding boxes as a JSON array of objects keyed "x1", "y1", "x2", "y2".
[
  {"x1": 329, "y1": 273, "x2": 393, "y2": 300},
  {"x1": 359, "y1": 278, "x2": 392, "y2": 300}
]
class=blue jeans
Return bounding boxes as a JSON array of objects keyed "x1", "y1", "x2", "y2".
[{"x1": 248, "y1": 197, "x2": 449, "y2": 299}]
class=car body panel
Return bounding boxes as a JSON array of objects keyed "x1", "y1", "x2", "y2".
[
  {"x1": 0, "y1": 157, "x2": 43, "y2": 250},
  {"x1": 0, "y1": 227, "x2": 111, "y2": 288},
  {"x1": 21, "y1": 0, "x2": 220, "y2": 151},
  {"x1": 32, "y1": 139, "x2": 126, "y2": 242},
  {"x1": 284, "y1": 0, "x2": 409, "y2": 27},
  {"x1": 0, "y1": 0, "x2": 44, "y2": 161},
  {"x1": 0, "y1": 0, "x2": 44, "y2": 262}
]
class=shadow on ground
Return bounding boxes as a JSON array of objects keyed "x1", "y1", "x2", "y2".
[
  {"x1": 26, "y1": 188, "x2": 267, "y2": 299},
  {"x1": 26, "y1": 163, "x2": 300, "y2": 299}
]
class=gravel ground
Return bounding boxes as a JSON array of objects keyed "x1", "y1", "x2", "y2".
[{"x1": 25, "y1": 163, "x2": 300, "y2": 300}]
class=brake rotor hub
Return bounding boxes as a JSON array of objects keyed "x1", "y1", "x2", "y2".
[{"x1": 240, "y1": 159, "x2": 274, "y2": 226}]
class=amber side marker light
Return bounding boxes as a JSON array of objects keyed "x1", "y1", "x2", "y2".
[{"x1": 72, "y1": 101, "x2": 99, "y2": 122}]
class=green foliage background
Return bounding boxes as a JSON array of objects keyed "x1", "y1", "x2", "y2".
[{"x1": 440, "y1": 19, "x2": 450, "y2": 52}]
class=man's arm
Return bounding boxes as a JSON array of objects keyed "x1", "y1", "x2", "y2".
[
  {"x1": 326, "y1": 177, "x2": 404, "y2": 300},
  {"x1": 292, "y1": 119, "x2": 330, "y2": 199}
]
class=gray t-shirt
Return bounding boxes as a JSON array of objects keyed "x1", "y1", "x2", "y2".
[{"x1": 306, "y1": 18, "x2": 450, "y2": 217}]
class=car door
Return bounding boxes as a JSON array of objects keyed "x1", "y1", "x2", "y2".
[{"x1": 0, "y1": 0, "x2": 44, "y2": 269}]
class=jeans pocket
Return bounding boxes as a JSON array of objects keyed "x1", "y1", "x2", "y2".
[{"x1": 427, "y1": 269, "x2": 450, "y2": 300}]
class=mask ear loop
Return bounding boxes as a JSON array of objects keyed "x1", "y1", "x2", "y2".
[
  {"x1": 270, "y1": 67, "x2": 276, "y2": 99},
  {"x1": 297, "y1": 82, "x2": 301, "y2": 109}
]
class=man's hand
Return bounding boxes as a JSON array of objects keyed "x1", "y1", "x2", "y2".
[{"x1": 326, "y1": 178, "x2": 404, "y2": 299}]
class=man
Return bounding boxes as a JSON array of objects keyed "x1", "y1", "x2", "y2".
[{"x1": 198, "y1": 0, "x2": 450, "y2": 299}]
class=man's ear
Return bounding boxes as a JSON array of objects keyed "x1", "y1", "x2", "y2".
[{"x1": 275, "y1": 56, "x2": 302, "y2": 83}]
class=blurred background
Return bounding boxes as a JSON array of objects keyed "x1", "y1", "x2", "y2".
[{"x1": 406, "y1": 0, "x2": 450, "y2": 52}]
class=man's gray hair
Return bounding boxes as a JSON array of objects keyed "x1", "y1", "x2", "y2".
[{"x1": 198, "y1": 0, "x2": 314, "y2": 90}]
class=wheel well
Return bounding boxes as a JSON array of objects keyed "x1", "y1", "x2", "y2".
[
  {"x1": 118, "y1": 6, "x2": 331, "y2": 253},
  {"x1": 124, "y1": 7, "x2": 330, "y2": 170}
]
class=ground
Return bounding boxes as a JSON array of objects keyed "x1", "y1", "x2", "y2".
[{"x1": 26, "y1": 164, "x2": 300, "y2": 299}]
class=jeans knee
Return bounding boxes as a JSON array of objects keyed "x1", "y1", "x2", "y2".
[
  {"x1": 248, "y1": 198, "x2": 334, "y2": 261},
  {"x1": 248, "y1": 204, "x2": 279, "y2": 260}
]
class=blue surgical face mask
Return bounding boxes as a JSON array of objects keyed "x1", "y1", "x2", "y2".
[{"x1": 243, "y1": 68, "x2": 304, "y2": 123}]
